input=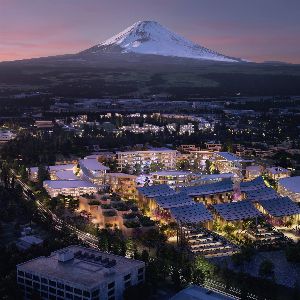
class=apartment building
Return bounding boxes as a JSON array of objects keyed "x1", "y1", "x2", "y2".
[
  {"x1": 17, "y1": 245, "x2": 145, "y2": 300},
  {"x1": 79, "y1": 158, "x2": 110, "y2": 185},
  {"x1": 43, "y1": 180, "x2": 98, "y2": 197},
  {"x1": 116, "y1": 148, "x2": 177, "y2": 173},
  {"x1": 150, "y1": 170, "x2": 196, "y2": 188}
]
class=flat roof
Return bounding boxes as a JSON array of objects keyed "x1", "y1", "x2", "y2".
[
  {"x1": 17, "y1": 245, "x2": 144, "y2": 290},
  {"x1": 213, "y1": 201, "x2": 262, "y2": 221},
  {"x1": 258, "y1": 197, "x2": 300, "y2": 217},
  {"x1": 30, "y1": 164, "x2": 74, "y2": 173},
  {"x1": 278, "y1": 176, "x2": 300, "y2": 193},
  {"x1": 153, "y1": 192, "x2": 194, "y2": 209},
  {"x1": 55, "y1": 170, "x2": 79, "y2": 181},
  {"x1": 170, "y1": 203, "x2": 213, "y2": 224},
  {"x1": 79, "y1": 158, "x2": 109, "y2": 171},
  {"x1": 43, "y1": 180, "x2": 97, "y2": 189}
]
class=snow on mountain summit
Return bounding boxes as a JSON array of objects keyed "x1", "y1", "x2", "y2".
[{"x1": 83, "y1": 20, "x2": 240, "y2": 62}]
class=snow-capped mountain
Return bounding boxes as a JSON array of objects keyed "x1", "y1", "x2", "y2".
[{"x1": 81, "y1": 20, "x2": 241, "y2": 62}]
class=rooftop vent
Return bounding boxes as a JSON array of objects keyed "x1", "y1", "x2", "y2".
[{"x1": 58, "y1": 250, "x2": 74, "y2": 262}]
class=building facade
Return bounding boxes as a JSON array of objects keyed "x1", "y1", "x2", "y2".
[{"x1": 17, "y1": 245, "x2": 145, "y2": 300}]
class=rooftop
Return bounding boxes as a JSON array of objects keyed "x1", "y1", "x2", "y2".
[
  {"x1": 30, "y1": 164, "x2": 74, "y2": 173},
  {"x1": 79, "y1": 158, "x2": 109, "y2": 172},
  {"x1": 17, "y1": 245, "x2": 144, "y2": 290},
  {"x1": 153, "y1": 192, "x2": 194, "y2": 209},
  {"x1": 240, "y1": 176, "x2": 266, "y2": 192},
  {"x1": 278, "y1": 176, "x2": 300, "y2": 193},
  {"x1": 170, "y1": 203, "x2": 213, "y2": 224},
  {"x1": 215, "y1": 152, "x2": 244, "y2": 162},
  {"x1": 179, "y1": 179, "x2": 233, "y2": 196},
  {"x1": 43, "y1": 180, "x2": 97, "y2": 189},
  {"x1": 213, "y1": 201, "x2": 262, "y2": 221},
  {"x1": 257, "y1": 197, "x2": 300, "y2": 217},
  {"x1": 266, "y1": 166, "x2": 290, "y2": 174},
  {"x1": 55, "y1": 170, "x2": 79, "y2": 181},
  {"x1": 245, "y1": 187, "x2": 279, "y2": 202},
  {"x1": 137, "y1": 184, "x2": 176, "y2": 198}
]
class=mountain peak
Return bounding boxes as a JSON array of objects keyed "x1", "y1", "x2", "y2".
[{"x1": 82, "y1": 20, "x2": 241, "y2": 62}]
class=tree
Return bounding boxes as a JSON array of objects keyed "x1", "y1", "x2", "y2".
[
  {"x1": 37, "y1": 165, "x2": 50, "y2": 186},
  {"x1": 259, "y1": 260, "x2": 274, "y2": 279}
]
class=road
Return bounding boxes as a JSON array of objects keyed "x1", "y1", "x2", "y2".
[{"x1": 12, "y1": 171, "x2": 99, "y2": 249}]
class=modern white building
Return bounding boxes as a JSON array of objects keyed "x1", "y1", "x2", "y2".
[
  {"x1": 79, "y1": 158, "x2": 109, "y2": 185},
  {"x1": 278, "y1": 176, "x2": 300, "y2": 202},
  {"x1": 29, "y1": 164, "x2": 75, "y2": 182},
  {"x1": 43, "y1": 180, "x2": 98, "y2": 197},
  {"x1": 116, "y1": 148, "x2": 177, "y2": 173},
  {"x1": 17, "y1": 245, "x2": 145, "y2": 300}
]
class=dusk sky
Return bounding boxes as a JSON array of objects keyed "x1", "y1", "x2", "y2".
[{"x1": 1, "y1": 0, "x2": 300, "y2": 63}]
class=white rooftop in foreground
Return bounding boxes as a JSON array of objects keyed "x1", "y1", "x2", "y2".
[
  {"x1": 43, "y1": 180, "x2": 96, "y2": 189},
  {"x1": 278, "y1": 176, "x2": 300, "y2": 193},
  {"x1": 171, "y1": 285, "x2": 235, "y2": 300},
  {"x1": 17, "y1": 245, "x2": 144, "y2": 289}
]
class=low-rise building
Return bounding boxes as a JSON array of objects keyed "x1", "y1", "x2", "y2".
[
  {"x1": 79, "y1": 158, "x2": 110, "y2": 185},
  {"x1": 29, "y1": 164, "x2": 75, "y2": 182},
  {"x1": 116, "y1": 148, "x2": 177, "y2": 173},
  {"x1": 17, "y1": 245, "x2": 145, "y2": 300},
  {"x1": 150, "y1": 170, "x2": 196, "y2": 188},
  {"x1": 43, "y1": 180, "x2": 98, "y2": 197},
  {"x1": 265, "y1": 166, "x2": 291, "y2": 181},
  {"x1": 245, "y1": 165, "x2": 264, "y2": 180},
  {"x1": 278, "y1": 176, "x2": 300, "y2": 202}
]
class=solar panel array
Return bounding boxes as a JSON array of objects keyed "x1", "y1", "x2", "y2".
[
  {"x1": 137, "y1": 184, "x2": 176, "y2": 198},
  {"x1": 153, "y1": 192, "x2": 194, "y2": 209},
  {"x1": 179, "y1": 179, "x2": 233, "y2": 196},
  {"x1": 257, "y1": 197, "x2": 300, "y2": 217},
  {"x1": 213, "y1": 201, "x2": 262, "y2": 221},
  {"x1": 170, "y1": 203, "x2": 213, "y2": 224}
]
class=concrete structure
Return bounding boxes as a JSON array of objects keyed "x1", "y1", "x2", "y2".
[
  {"x1": 278, "y1": 176, "x2": 300, "y2": 202},
  {"x1": 17, "y1": 245, "x2": 145, "y2": 300},
  {"x1": 116, "y1": 148, "x2": 177, "y2": 173},
  {"x1": 43, "y1": 180, "x2": 98, "y2": 197}
]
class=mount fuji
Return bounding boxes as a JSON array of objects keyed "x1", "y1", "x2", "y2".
[{"x1": 80, "y1": 20, "x2": 241, "y2": 63}]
